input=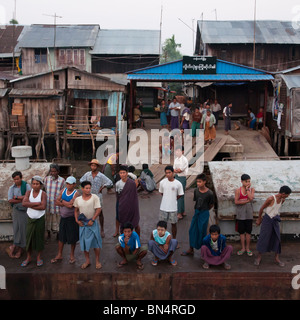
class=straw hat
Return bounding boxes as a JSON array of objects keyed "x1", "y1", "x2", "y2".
[{"x1": 88, "y1": 159, "x2": 100, "y2": 166}]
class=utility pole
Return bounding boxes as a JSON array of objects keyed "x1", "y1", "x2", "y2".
[
  {"x1": 43, "y1": 13, "x2": 62, "y2": 69},
  {"x1": 253, "y1": 0, "x2": 257, "y2": 68},
  {"x1": 159, "y1": 4, "x2": 163, "y2": 59},
  {"x1": 178, "y1": 17, "x2": 196, "y2": 54},
  {"x1": 11, "y1": 0, "x2": 17, "y2": 76}
]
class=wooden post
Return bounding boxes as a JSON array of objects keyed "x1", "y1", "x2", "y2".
[
  {"x1": 129, "y1": 80, "x2": 136, "y2": 129},
  {"x1": 54, "y1": 111, "x2": 61, "y2": 159},
  {"x1": 86, "y1": 115, "x2": 95, "y2": 158},
  {"x1": 263, "y1": 82, "x2": 268, "y2": 127},
  {"x1": 62, "y1": 104, "x2": 69, "y2": 159},
  {"x1": 284, "y1": 137, "x2": 289, "y2": 156}
]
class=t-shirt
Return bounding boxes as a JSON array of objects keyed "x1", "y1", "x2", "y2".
[
  {"x1": 193, "y1": 188, "x2": 214, "y2": 211},
  {"x1": 73, "y1": 194, "x2": 101, "y2": 220},
  {"x1": 174, "y1": 155, "x2": 189, "y2": 177},
  {"x1": 169, "y1": 102, "x2": 181, "y2": 117},
  {"x1": 118, "y1": 231, "x2": 141, "y2": 253},
  {"x1": 159, "y1": 178, "x2": 184, "y2": 212},
  {"x1": 115, "y1": 179, "x2": 126, "y2": 194}
]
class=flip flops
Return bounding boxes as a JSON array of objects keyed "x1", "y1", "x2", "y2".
[
  {"x1": 181, "y1": 250, "x2": 194, "y2": 256},
  {"x1": 169, "y1": 259, "x2": 177, "y2": 266},
  {"x1": 136, "y1": 262, "x2": 144, "y2": 270},
  {"x1": 151, "y1": 259, "x2": 158, "y2": 266},
  {"x1": 21, "y1": 260, "x2": 31, "y2": 267},
  {"x1": 37, "y1": 259, "x2": 43, "y2": 267}
]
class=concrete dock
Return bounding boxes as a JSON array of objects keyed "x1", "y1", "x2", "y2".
[
  {"x1": 1, "y1": 189, "x2": 299, "y2": 300},
  {"x1": 0, "y1": 119, "x2": 299, "y2": 300}
]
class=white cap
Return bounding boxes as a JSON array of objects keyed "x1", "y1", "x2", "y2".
[{"x1": 66, "y1": 176, "x2": 76, "y2": 184}]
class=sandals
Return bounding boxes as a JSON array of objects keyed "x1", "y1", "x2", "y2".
[
  {"x1": 117, "y1": 261, "x2": 128, "y2": 268},
  {"x1": 181, "y1": 250, "x2": 194, "y2": 256},
  {"x1": 21, "y1": 260, "x2": 31, "y2": 267},
  {"x1": 136, "y1": 263, "x2": 144, "y2": 270},
  {"x1": 151, "y1": 259, "x2": 158, "y2": 266},
  {"x1": 169, "y1": 259, "x2": 177, "y2": 266},
  {"x1": 237, "y1": 250, "x2": 253, "y2": 256},
  {"x1": 80, "y1": 262, "x2": 91, "y2": 270},
  {"x1": 51, "y1": 257, "x2": 62, "y2": 264},
  {"x1": 37, "y1": 259, "x2": 43, "y2": 267}
]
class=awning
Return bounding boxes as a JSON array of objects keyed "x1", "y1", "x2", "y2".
[
  {"x1": 9, "y1": 89, "x2": 63, "y2": 98},
  {"x1": 127, "y1": 59, "x2": 274, "y2": 82},
  {"x1": 0, "y1": 89, "x2": 8, "y2": 98}
]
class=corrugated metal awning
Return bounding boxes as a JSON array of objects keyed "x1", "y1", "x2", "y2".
[
  {"x1": 0, "y1": 89, "x2": 8, "y2": 97},
  {"x1": 281, "y1": 75, "x2": 300, "y2": 89},
  {"x1": 9, "y1": 88, "x2": 64, "y2": 98}
]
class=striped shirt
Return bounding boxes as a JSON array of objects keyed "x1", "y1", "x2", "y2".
[{"x1": 44, "y1": 175, "x2": 65, "y2": 214}]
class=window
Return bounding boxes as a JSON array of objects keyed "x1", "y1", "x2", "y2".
[
  {"x1": 75, "y1": 75, "x2": 81, "y2": 80},
  {"x1": 66, "y1": 49, "x2": 73, "y2": 64},
  {"x1": 59, "y1": 49, "x2": 65, "y2": 64},
  {"x1": 54, "y1": 74, "x2": 59, "y2": 81},
  {"x1": 80, "y1": 49, "x2": 85, "y2": 65},
  {"x1": 58, "y1": 49, "x2": 85, "y2": 65},
  {"x1": 74, "y1": 49, "x2": 78, "y2": 65},
  {"x1": 35, "y1": 48, "x2": 47, "y2": 64}
]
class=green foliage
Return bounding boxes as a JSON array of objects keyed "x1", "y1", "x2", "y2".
[{"x1": 161, "y1": 35, "x2": 183, "y2": 64}]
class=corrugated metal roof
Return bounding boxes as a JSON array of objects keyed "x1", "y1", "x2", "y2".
[
  {"x1": 127, "y1": 74, "x2": 273, "y2": 81},
  {"x1": 199, "y1": 20, "x2": 300, "y2": 44},
  {"x1": 16, "y1": 24, "x2": 99, "y2": 48},
  {"x1": 0, "y1": 89, "x2": 8, "y2": 97},
  {"x1": 281, "y1": 75, "x2": 300, "y2": 89},
  {"x1": 0, "y1": 25, "x2": 24, "y2": 54},
  {"x1": 90, "y1": 29, "x2": 160, "y2": 55},
  {"x1": 127, "y1": 59, "x2": 273, "y2": 81},
  {"x1": 9, "y1": 88, "x2": 63, "y2": 97}
]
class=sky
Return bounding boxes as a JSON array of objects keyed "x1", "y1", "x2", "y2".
[{"x1": 1, "y1": 0, "x2": 300, "y2": 55}]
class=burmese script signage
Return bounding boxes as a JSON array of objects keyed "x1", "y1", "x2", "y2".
[{"x1": 182, "y1": 56, "x2": 217, "y2": 74}]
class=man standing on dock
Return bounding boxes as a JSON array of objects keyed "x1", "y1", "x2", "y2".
[
  {"x1": 44, "y1": 164, "x2": 65, "y2": 240},
  {"x1": 223, "y1": 103, "x2": 232, "y2": 135},
  {"x1": 80, "y1": 159, "x2": 113, "y2": 238},
  {"x1": 169, "y1": 97, "x2": 181, "y2": 130}
]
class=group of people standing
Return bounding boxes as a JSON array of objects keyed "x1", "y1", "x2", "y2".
[
  {"x1": 157, "y1": 97, "x2": 234, "y2": 144},
  {"x1": 6, "y1": 147, "x2": 292, "y2": 271}
]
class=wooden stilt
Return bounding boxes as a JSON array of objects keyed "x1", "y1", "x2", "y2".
[
  {"x1": 284, "y1": 137, "x2": 289, "y2": 156},
  {"x1": 54, "y1": 111, "x2": 61, "y2": 159}
]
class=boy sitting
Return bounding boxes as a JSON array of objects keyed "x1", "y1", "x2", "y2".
[
  {"x1": 116, "y1": 222, "x2": 147, "y2": 270},
  {"x1": 148, "y1": 221, "x2": 178, "y2": 266},
  {"x1": 201, "y1": 224, "x2": 233, "y2": 270}
]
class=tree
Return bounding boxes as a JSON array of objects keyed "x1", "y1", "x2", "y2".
[
  {"x1": 9, "y1": 19, "x2": 19, "y2": 24},
  {"x1": 160, "y1": 35, "x2": 184, "y2": 95},
  {"x1": 161, "y1": 35, "x2": 183, "y2": 63}
]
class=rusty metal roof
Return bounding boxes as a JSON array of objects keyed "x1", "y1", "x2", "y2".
[
  {"x1": 0, "y1": 25, "x2": 24, "y2": 54},
  {"x1": 9, "y1": 88, "x2": 63, "y2": 97},
  {"x1": 199, "y1": 20, "x2": 300, "y2": 44}
]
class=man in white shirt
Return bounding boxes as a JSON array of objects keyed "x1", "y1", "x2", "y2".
[
  {"x1": 223, "y1": 103, "x2": 232, "y2": 135},
  {"x1": 159, "y1": 165, "x2": 184, "y2": 242},
  {"x1": 174, "y1": 145, "x2": 189, "y2": 220},
  {"x1": 169, "y1": 97, "x2": 181, "y2": 130},
  {"x1": 211, "y1": 99, "x2": 222, "y2": 128}
]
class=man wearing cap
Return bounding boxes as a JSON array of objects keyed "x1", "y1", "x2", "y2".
[
  {"x1": 80, "y1": 159, "x2": 113, "y2": 238},
  {"x1": 51, "y1": 176, "x2": 79, "y2": 264},
  {"x1": 44, "y1": 164, "x2": 65, "y2": 239}
]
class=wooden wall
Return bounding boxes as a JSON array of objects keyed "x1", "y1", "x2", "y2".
[
  {"x1": 67, "y1": 68, "x2": 124, "y2": 92},
  {"x1": 13, "y1": 97, "x2": 63, "y2": 132},
  {"x1": 206, "y1": 44, "x2": 300, "y2": 72},
  {"x1": 13, "y1": 69, "x2": 66, "y2": 90}
]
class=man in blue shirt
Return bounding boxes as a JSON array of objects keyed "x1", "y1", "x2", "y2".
[{"x1": 115, "y1": 222, "x2": 147, "y2": 270}]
